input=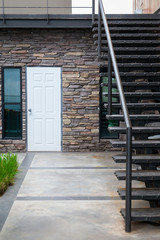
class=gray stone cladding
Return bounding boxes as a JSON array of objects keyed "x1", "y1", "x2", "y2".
[{"x1": 0, "y1": 28, "x2": 112, "y2": 152}]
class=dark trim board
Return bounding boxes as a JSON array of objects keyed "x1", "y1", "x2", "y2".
[
  {"x1": 0, "y1": 14, "x2": 93, "y2": 28},
  {"x1": 0, "y1": 14, "x2": 159, "y2": 28}
]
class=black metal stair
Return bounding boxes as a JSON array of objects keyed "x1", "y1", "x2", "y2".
[
  {"x1": 106, "y1": 114, "x2": 160, "y2": 120},
  {"x1": 115, "y1": 170, "x2": 160, "y2": 181},
  {"x1": 93, "y1": 10, "x2": 160, "y2": 230},
  {"x1": 101, "y1": 55, "x2": 160, "y2": 63},
  {"x1": 120, "y1": 208, "x2": 160, "y2": 222},
  {"x1": 113, "y1": 154, "x2": 160, "y2": 164},
  {"x1": 95, "y1": 40, "x2": 160, "y2": 47},
  {"x1": 103, "y1": 92, "x2": 160, "y2": 98},
  {"x1": 108, "y1": 127, "x2": 160, "y2": 134},
  {"x1": 118, "y1": 188, "x2": 160, "y2": 200},
  {"x1": 110, "y1": 140, "x2": 160, "y2": 148}
]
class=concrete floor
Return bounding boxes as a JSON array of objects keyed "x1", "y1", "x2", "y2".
[{"x1": 0, "y1": 152, "x2": 160, "y2": 240}]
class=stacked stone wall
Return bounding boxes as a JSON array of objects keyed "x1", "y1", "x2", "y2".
[{"x1": 0, "y1": 28, "x2": 112, "y2": 152}]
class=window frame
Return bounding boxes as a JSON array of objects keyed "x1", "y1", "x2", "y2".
[{"x1": 2, "y1": 67, "x2": 22, "y2": 140}]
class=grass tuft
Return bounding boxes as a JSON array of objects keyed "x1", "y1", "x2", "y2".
[{"x1": 0, "y1": 153, "x2": 19, "y2": 196}]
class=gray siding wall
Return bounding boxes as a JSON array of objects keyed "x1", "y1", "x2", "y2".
[{"x1": 0, "y1": 0, "x2": 72, "y2": 14}]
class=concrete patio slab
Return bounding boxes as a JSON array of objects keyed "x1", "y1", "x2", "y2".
[
  {"x1": 31, "y1": 152, "x2": 124, "y2": 168},
  {"x1": 18, "y1": 169, "x2": 119, "y2": 197},
  {"x1": 17, "y1": 168, "x2": 145, "y2": 198},
  {"x1": 0, "y1": 152, "x2": 159, "y2": 240},
  {"x1": 17, "y1": 153, "x2": 26, "y2": 166},
  {"x1": 0, "y1": 200, "x2": 156, "y2": 240}
]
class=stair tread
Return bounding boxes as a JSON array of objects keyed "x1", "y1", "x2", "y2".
[
  {"x1": 93, "y1": 33, "x2": 160, "y2": 38},
  {"x1": 100, "y1": 72, "x2": 160, "y2": 77},
  {"x1": 113, "y1": 154, "x2": 160, "y2": 163},
  {"x1": 113, "y1": 154, "x2": 160, "y2": 160},
  {"x1": 100, "y1": 47, "x2": 160, "y2": 52},
  {"x1": 101, "y1": 54, "x2": 160, "y2": 60},
  {"x1": 104, "y1": 103, "x2": 160, "y2": 109},
  {"x1": 106, "y1": 114, "x2": 160, "y2": 120},
  {"x1": 120, "y1": 208, "x2": 160, "y2": 221},
  {"x1": 93, "y1": 20, "x2": 160, "y2": 26},
  {"x1": 118, "y1": 188, "x2": 160, "y2": 200},
  {"x1": 102, "y1": 82, "x2": 160, "y2": 88},
  {"x1": 103, "y1": 92, "x2": 160, "y2": 97},
  {"x1": 100, "y1": 63, "x2": 160, "y2": 68},
  {"x1": 108, "y1": 126, "x2": 160, "y2": 133},
  {"x1": 93, "y1": 27, "x2": 160, "y2": 31},
  {"x1": 111, "y1": 140, "x2": 160, "y2": 147},
  {"x1": 95, "y1": 40, "x2": 160, "y2": 45},
  {"x1": 115, "y1": 170, "x2": 160, "y2": 181}
]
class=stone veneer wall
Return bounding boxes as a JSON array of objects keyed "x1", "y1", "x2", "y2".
[{"x1": 0, "y1": 28, "x2": 112, "y2": 152}]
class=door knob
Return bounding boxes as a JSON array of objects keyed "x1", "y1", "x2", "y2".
[{"x1": 28, "y1": 108, "x2": 32, "y2": 113}]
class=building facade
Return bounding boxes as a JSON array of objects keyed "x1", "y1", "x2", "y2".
[
  {"x1": 0, "y1": 26, "x2": 113, "y2": 152},
  {"x1": 0, "y1": 0, "x2": 72, "y2": 14}
]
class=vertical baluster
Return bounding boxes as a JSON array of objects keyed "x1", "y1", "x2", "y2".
[
  {"x1": 92, "y1": 0, "x2": 95, "y2": 25},
  {"x1": 126, "y1": 127, "x2": 132, "y2": 232},
  {"x1": 47, "y1": 0, "x2": 49, "y2": 24},
  {"x1": 98, "y1": 0, "x2": 102, "y2": 57},
  {"x1": 2, "y1": 0, "x2": 5, "y2": 24},
  {"x1": 108, "y1": 50, "x2": 112, "y2": 115}
]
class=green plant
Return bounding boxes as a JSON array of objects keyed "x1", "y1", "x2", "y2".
[{"x1": 0, "y1": 153, "x2": 19, "y2": 195}]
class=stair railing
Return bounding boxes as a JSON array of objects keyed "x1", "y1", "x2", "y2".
[
  {"x1": 92, "y1": 0, "x2": 95, "y2": 25},
  {"x1": 97, "y1": 0, "x2": 132, "y2": 232}
]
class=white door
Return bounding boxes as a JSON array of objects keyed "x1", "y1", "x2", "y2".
[{"x1": 27, "y1": 67, "x2": 61, "y2": 151}]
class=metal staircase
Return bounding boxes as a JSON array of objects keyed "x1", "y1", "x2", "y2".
[{"x1": 92, "y1": 0, "x2": 160, "y2": 232}]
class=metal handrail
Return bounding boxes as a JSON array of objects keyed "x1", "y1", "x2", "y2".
[{"x1": 98, "y1": 0, "x2": 132, "y2": 232}]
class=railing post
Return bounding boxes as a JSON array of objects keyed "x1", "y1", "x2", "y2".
[
  {"x1": 98, "y1": 0, "x2": 102, "y2": 57},
  {"x1": 126, "y1": 127, "x2": 132, "y2": 232},
  {"x1": 47, "y1": 0, "x2": 49, "y2": 24},
  {"x1": 92, "y1": 0, "x2": 95, "y2": 25},
  {"x1": 2, "y1": 0, "x2": 5, "y2": 24},
  {"x1": 108, "y1": 50, "x2": 112, "y2": 115}
]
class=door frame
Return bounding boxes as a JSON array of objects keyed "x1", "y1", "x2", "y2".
[{"x1": 26, "y1": 66, "x2": 62, "y2": 151}]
